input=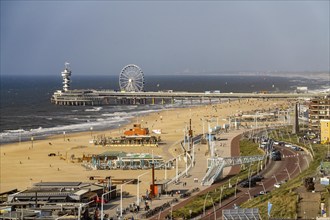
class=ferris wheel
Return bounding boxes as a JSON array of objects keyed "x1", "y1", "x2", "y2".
[{"x1": 119, "y1": 64, "x2": 145, "y2": 92}]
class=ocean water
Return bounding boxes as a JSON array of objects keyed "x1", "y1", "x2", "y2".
[{"x1": 0, "y1": 74, "x2": 327, "y2": 143}]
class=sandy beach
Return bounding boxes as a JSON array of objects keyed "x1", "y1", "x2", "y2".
[{"x1": 0, "y1": 98, "x2": 291, "y2": 194}]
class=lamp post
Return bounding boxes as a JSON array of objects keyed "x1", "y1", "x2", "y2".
[
  {"x1": 210, "y1": 197, "x2": 216, "y2": 220},
  {"x1": 79, "y1": 201, "x2": 94, "y2": 220},
  {"x1": 219, "y1": 186, "x2": 224, "y2": 207},
  {"x1": 235, "y1": 178, "x2": 240, "y2": 198},
  {"x1": 31, "y1": 137, "x2": 34, "y2": 149},
  {"x1": 273, "y1": 174, "x2": 279, "y2": 184},
  {"x1": 255, "y1": 112, "x2": 258, "y2": 128},
  {"x1": 101, "y1": 188, "x2": 118, "y2": 220},
  {"x1": 247, "y1": 190, "x2": 251, "y2": 200},
  {"x1": 175, "y1": 157, "x2": 179, "y2": 183},
  {"x1": 137, "y1": 171, "x2": 149, "y2": 206},
  {"x1": 90, "y1": 127, "x2": 93, "y2": 137},
  {"x1": 248, "y1": 163, "x2": 253, "y2": 189},
  {"x1": 63, "y1": 131, "x2": 66, "y2": 141},
  {"x1": 164, "y1": 158, "x2": 173, "y2": 180},
  {"x1": 304, "y1": 157, "x2": 310, "y2": 168},
  {"x1": 261, "y1": 182, "x2": 266, "y2": 193},
  {"x1": 203, "y1": 192, "x2": 210, "y2": 216},
  {"x1": 284, "y1": 168, "x2": 291, "y2": 180},
  {"x1": 120, "y1": 179, "x2": 135, "y2": 218},
  {"x1": 185, "y1": 152, "x2": 188, "y2": 176},
  {"x1": 296, "y1": 162, "x2": 302, "y2": 173}
]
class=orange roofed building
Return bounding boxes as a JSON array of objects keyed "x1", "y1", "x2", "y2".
[{"x1": 124, "y1": 124, "x2": 149, "y2": 136}]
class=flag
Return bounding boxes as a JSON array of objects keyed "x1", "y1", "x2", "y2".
[{"x1": 268, "y1": 201, "x2": 273, "y2": 217}]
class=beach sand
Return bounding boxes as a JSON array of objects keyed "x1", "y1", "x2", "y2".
[{"x1": 0, "y1": 98, "x2": 291, "y2": 194}]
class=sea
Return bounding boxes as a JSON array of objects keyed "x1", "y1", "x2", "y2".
[{"x1": 1, "y1": 73, "x2": 328, "y2": 144}]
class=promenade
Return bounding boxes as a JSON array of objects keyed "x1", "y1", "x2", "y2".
[{"x1": 102, "y1": 129, "x2": 244, "y2": 220}]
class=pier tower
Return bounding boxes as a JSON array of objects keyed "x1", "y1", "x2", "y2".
[{"x1": 61, "y1": 62, "x2": 71, "y2": 91}]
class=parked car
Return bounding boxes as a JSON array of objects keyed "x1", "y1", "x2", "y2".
[
  {"x1": 240, "y1": 180, "x2": 256, "y2": 188},
  {"x1": 285, "y1": 143, "x2": 292, "y2": 148},
  {"x1": 251, "y1": 175, "x2": 264, "y2": 182},
  {"x1": 293, "y1": 146, "x2": 303, "y2": 151},
  {"x1": 254, "y1": 191, "x2": 269, "y2": 197},
  {"x1": 274, "y1": 183, "x2": 281, "y2": 188},
  {"x1": 271, "y1": 150, "x2": 282, "y2": 161}
]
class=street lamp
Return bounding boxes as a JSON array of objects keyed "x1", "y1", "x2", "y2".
[
  {"x1": 164, "y1": 158, "x2": 173, "y2": 180},
  {"x1": 248, "y1": 163, "x2": 253, "y2": 189},
  {"x1": 273, "y1": 174, "x2": 279, "y2": 184},
  {"x1": 284, "y1": 168, "x2": 291, "y2": 180},
  {"x1": 247, "y1": 190, "x2": 251, "y2": 200},
  {"x1": 219, "y1": 186, "x2": 224, "y2": 207},
  {"x1": 31, "y1": 137, "x2": 34, "y2": 149},
  {"x1": 137, "y1": 171, "x2": 149, "y2": 206},
  {"x1": 79, "y1": 201, "x2": 94, "y2": 220},
  {"x1": 296, "y1": 162, "x2": 302, "y2": 173},
  {"x1": 203, "y1": 192, "x2": 210, "y2": 216},
  {"x1": 255, "y1": 112, "x2": 258, "y2": 128},
  {"x1": 210, "y1": 197, "x2": 216, "y2": 220},
  {"x1": 304, "y1": 157, "x2": 310, "y2": 168},
  {"x1": 101, "y1": 188, "x2": 118, "y2": 220},
  {"x1": 120, "y1": 179, "x2": 135, "y2": 218},
  {"x1": 90, "y1": 127, "x2": 93, "y2": 137},
  {"x1": 261, "y1": 182, "x2": 266, "y2": 193},
  {"x1": 235, "y1": 178, "x2": 240, "y2": 198}
]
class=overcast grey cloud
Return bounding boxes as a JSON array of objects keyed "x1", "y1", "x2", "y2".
[{"x1": 1, "y1": 1, "x2": 329, "y2": 75}]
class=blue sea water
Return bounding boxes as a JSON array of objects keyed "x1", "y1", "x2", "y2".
[{"x1": 0, "y1": 74, "x2": 327, "y2": 143}]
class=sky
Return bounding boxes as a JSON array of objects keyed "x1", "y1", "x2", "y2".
[{"x1": 1, "y1": 1, "x2": 329, "y2": 76}]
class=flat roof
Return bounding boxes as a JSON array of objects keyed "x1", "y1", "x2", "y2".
[
  {"x1": 34, "y1": 182, "x2": 82, "y2": 187},
  {"x1": 98, "y1": 151, "x2": 127, "y2": 157}
]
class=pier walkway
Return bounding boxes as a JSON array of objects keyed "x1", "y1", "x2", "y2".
[{"x1": 51, "y1": 90, "x2": 324, "y2": 106}]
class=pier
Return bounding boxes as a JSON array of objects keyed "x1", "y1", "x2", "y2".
[
  {"x1": 51, "y1": 63, "x2": 326, "y2": 106},
  {"x1": 51, "y1": 89, "x2": 324, "y2": 106}
]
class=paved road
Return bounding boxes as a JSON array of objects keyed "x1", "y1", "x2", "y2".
[{"x1": 201, "y1": 145, "x2": 311, "y2": 219}]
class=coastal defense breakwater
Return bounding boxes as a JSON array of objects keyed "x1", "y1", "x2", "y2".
[{"x1": 51, "y1": 89, "x2": 324, "y2": 106}]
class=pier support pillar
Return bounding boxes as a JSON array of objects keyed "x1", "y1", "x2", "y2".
[{"x1": 152, "y1": 98, "x2": 155, "y2": 105}]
